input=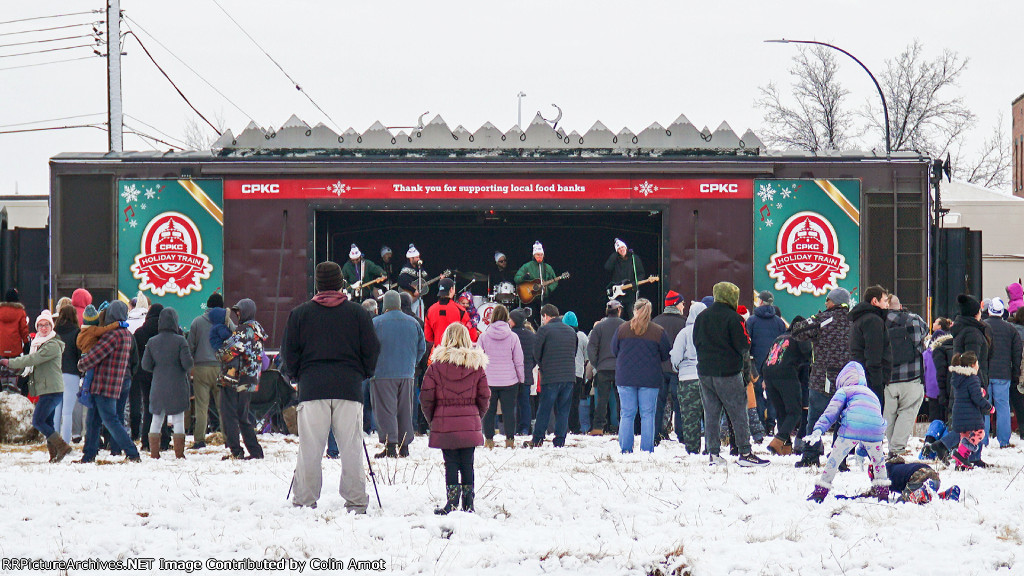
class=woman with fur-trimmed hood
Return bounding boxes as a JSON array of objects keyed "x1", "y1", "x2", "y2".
[{"x1": 420, "y1": 322, "x2": 490, "y2": 515}]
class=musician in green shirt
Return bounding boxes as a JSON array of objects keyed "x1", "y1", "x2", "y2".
[{"x1": 341, "y1": 244, "x2": 386, "y2": 301}]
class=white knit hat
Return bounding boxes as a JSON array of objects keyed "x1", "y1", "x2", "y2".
[
  {"x1": 406, "y1": 243, "x2": 420, "y2": 258},
  {"x1": 349, "y1": 244, "x2": 362, "y2": 260},
  {"x1": 381, "y1": 245, "x2": 392, "y2": 257},
  {"x1": 532, "y1": 241, "x2": 544, "y2": 255},
  {"x1": 494, "y1": 251, "x2": 505, "y2": 262},
  {"x1": 35, "y1": 309, "x2": 54, "y2": 329},
  {"x1": 614, "y1": 238, "x2": 627, "y2": 251}
]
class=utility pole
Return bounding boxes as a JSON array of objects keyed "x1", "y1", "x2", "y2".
[
  {"x1": 107, "y1": 0, "x2": 123, "y2": 152},
  {"x1": 517, "y1": 91, "x2": 526, "y2": 128}
]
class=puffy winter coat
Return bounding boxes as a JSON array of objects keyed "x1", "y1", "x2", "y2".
[
  {"x1": 923, "y1": 333, "x2": 953, "y2": 400},
  {"x1": 949, "y1": 365, "x2": 992, "y2": 433},
  {"x1": 791, "y1": 304, "x2": 851, "y2": 395},
  {"x1": 652, "y1": 307, "x2": 687, "y2": 373},
  {"x1": 984, "y1": 316, "x2": 1022, "y2": 383},
  {"x1": 611, "y1": 321, "x2": 671, "y2": 389},
  {"x1": 142, "y1": 307, "x2": 194, "y2": 415},
  {"x1": 848, "y1": 302, "x2": 892, "y2": 393},
  {"x1": 424, "y1": 298, "x2": 477, "y2": 349},
  {"x1": 745, "y1": 305, "x2": 787, "y2": 370},
  {"x1": 478, "y1": 320, "x2": 524, "y2": 387},
  {"x1": 1007, "y1": 282, "x2": 1024, "y2": 316},
  {"x1": 534, "y1": 318, "x2": 578, "y2": 384},
  {"x1": 512, "y1": 324, "x2": 536, "y2": 387},
  {"x1": 0, "y1": 302, "x2": 29, "y2": 358},
  {"x1": 587, "y1": 315, "x2": 625, "y2": 372},
  {"x1": 950, "y1": 315, "x2": 992, "y2": 386},
  {"x1": 420, "y1": 345, "x2": 490, "y2": 449},
  {"x1": 8, "y1": 337, "x2": 64, "y2": 397},
  {"x1": 670, "y1": 302, "x2": 705, "y2": 381},
  {"x1": 812, "y1": 361, "x2": 886, "y2": 443}
]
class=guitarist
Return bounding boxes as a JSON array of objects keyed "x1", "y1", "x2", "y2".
[
  {"x1": 514, "y1": 241, "x2": 559, "y2": 320},
  {"x1": 398, "y1": 243, "x2": 431, "y2": 318},
  {"x1": 605, "y1": 238, "x2": 646, "y2": 318},
  {"x1": 342, "y1": 244, "x2": 386, "y2": 302}
]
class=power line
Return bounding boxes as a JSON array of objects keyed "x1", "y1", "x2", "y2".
[
  {"x1": 123, "y1": 122, "x2": 185, "y2": 150},
  {"x1": 0, "y1": 124, "x2": 106, "y2": 135},
  {"x1": 0, "y1": 54, "x2": 99, "y2": 72},
  {"x1": 124, "y1": 113, "x2": 188, "y2": 147},
  {"x1": 0, "y1": 113, "x2": 106, "y2": 129},
  {"x1": 0, "y1": 43, "x2": 98, "y2": 59},
  {"x1": 210, "y1": 0, "x2": 341, "y2": 132},
  {"x1": 125, "y1": 32, "x2": 222, "y2": 136},
  {"x1": 0, "y1": 32, "x2": 99, "y2": 50},
  {"x1": 0, "y1": 11, "x2": 101, "y2": 27},
  {"x1": 0, "y1": 21, "x2": 102, "y2": 38},
  {"x1": 123, "y1": 15, "x2": 255, "y2": 123}
]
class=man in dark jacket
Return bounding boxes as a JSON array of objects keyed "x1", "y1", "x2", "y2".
[
  {"x1": 605, "y1": 238, "x2": 646, "y2": 315},
  {"x1": 510, "y1": 308, "x2": 536, "y2": 436},
  {"x1": 747, "y1": 290, "x2": 787, "y2": 435},
  {"x1": 848, "y1": 285, "x2": 892, "y2": 406},
  {"x1": 652, "y1": 291, "x2": 687, "y2": 443},
  {"x1": 285, "y1": 261, "x2": 381, "y2": 511},
  {"x1": 586, "y1": 300, "x2": 625, "y2": 435},
  {"x1": 694, "y1": 282, "x2": 769, "y2": 467},
  {"x1": 790, "y1": 288, "x2": 852, "y2": 467},
  {"x1": 883, "y1": 295, "x2": 928, "y2": 456},
  {"x1": 983, "y1": 297, "x2": 1021, "y2": 448},
  {"x1": 187, "y1": 292, "x2": 232, "y2": 448},
  {"x1": 527, "y1": 304, "x2": 577, "y2": 448}
]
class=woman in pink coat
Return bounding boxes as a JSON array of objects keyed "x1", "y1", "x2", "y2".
[
  {"x1": 420, "y1": 322, "x2": 490, "y2": 515},
  {"x1": 477, "y1": 304, "x2": 525, "y2": 449}
]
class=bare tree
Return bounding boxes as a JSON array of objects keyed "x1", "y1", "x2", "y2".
[
  {"x1": 183, "y1": 111, "x2": 227, "y2": 150},
  {"x1": 867, "y1": 40, "x2": 975, "y2": 155},
  {"x1": 952, "y1": 115, "x2": 1011, "y2": 190},
  {"x1": 755, "y1": 45, "x2": 857, "y2": 152}
]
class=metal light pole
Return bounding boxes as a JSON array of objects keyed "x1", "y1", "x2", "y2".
[
  {"x1": 765, "y1": 39, "x2": 890, "y2": 157},
  {"x1": 517, "y1": 91, "x2": 526, "y2": 128}
]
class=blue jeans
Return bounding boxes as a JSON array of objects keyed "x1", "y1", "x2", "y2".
[
  {"x1": 532, "y1": 381, "x2": 572, "y2": 446},
  {"x1": 619, "y1": 386, "x2": 659, "y2": 453},
  {"x1": 656, "y1": 372, "x2": 682, "y2": 442},
  {"x1": 990, "y1": 379, "x2": 1012, "y2": 446},
  {"x1": 804, "y1": 388, "x2": 832, "y2": 455},
  {"x1": 32, "y1": 392, "x2": 63, "y2": 438},
  {"x1": 517, "y1": 381, "x2": 533, "y2": 436},
  {"x1": 111, "y1": 377, "x2": 132, "y2": 455},
  {"x1": 326, "y1": 429, "x2": 339, "y2": 458},
  {"x1": 83, "y1": 395, "x2": 140, "y2": 461},
  {"x1": 579, "y1": 396, "x2": 592, "y2": 434}
]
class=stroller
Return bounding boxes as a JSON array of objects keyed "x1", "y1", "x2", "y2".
[{"x1": 249, "y1": 368, "x2": 297, "y2": 434}]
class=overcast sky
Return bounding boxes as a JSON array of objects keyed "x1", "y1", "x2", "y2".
[{"x1": 1, "y1": 1, "x2": 1021, "y2": 195}]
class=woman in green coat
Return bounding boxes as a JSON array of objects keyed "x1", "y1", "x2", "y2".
[{"x1": 0, "y1": 310, "x2": 71, "y2": 462}]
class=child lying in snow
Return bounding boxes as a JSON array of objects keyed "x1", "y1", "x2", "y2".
[
  {"x1": 876, "y1": 456, "x2": 960, "y2": 504},
  {"x1": 804, "y1": 361, "x2": 890, "y2": 503}
]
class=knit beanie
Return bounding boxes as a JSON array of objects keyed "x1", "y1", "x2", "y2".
[
  {"x1": 207, "y1": 292, "x2": 224, "y2": 309},
  {"x1": 381, "y1": 245, "x2": 392, "y2": 257},
  {"x1": 82, "y1": 304, "x2": 100, "y2": 326},
  {"x1": 957, "y1": 294, "x2": 981, "y2": 317},
  {"x1": 664, "y1": 290, "x2": 683, "y2": 307},
  {"x1": 382, "y1": 290, "x2": 401, "y2": 312},
  {"x1": 35, "y1": 309, "x2": 54, "y2": 329},
  {"x1": 509, "y1": 308, "x2": 528, "y2": 327},
  {"x1": 4, "y1": 288, "x2": 18, "y2": 303},
  {"x1": 349, "y1": 244, "x2": 362, "y2": 260},
  {"x1": 532, "y1": 241, "x2": 544, "y2": 255},
  {"x1": 826, "y1": 287, "x2": 851, "y2": 307},
  {"x1": 700, "y1": 295, "x2": 715, "y2": 308},
  {"x1": 563, "y1": 311, "x2": 578, "y2": 328},
  {"x1": 316, "y1": 261, "x2": 344, "y2": 292},
  {"x1": 712, "y1": 282, "x2": 740, "y2": 310}
]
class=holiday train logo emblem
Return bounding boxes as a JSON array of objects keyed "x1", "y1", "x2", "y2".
[
  {"x1": 131, "y1": 212, "x2": 212, "y2": 297},
  {"x1": 767, "y1": 211, "x2": 849, "y2": 297}
]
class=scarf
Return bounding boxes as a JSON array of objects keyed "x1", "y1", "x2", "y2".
[{"x1": 23, "y1": 329, "x2": 57, "y2": 377}]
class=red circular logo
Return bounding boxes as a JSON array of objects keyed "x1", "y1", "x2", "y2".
[
  {"x1": 767, "y1": 212, "x2": 849, "y2": 296},
  {"x1": 130, "y1": 212, "x2": 212, "y2": 297}
]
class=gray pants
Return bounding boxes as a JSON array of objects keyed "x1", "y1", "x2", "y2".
[
  {"x1": 698, "y1": 373, "x2": 751, "y2": 456},
  {"x1": 883, "y1": 378, "x2": 925, "y2": 453},
  {"x1": 292, "y1": 399, "x2": 368, "y2": 512},
  {"x1": 370, "y1": 377, "x2": 415, "y2": 447}
]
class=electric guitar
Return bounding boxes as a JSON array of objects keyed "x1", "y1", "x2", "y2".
[
  {"x1": 401, "y1": 269, "x2": 452, "y2": 298},
  {"x1": 346, "y1": 276, "x2": 389, "y2": 299},
  {"x1": 517, "y1": 272, "x2": 570, "y2": 304},
  {"x1": 607, "y1": 275, "x2": 660, "y2": 300}
]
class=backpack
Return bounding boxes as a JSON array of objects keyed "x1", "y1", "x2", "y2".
[
  {"x1": 888, "y1": 311, "x2": 917, "y2": 366},
  {"x1": 762, "y1": 334, "x2": 792, "y2": 375}
]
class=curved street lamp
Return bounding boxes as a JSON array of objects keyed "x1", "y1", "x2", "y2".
[{"x1": 765, "y1": 39, "x2": 891, "y2": 157}]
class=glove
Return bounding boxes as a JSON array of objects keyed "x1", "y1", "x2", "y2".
[
  {"x1": 990, "y1": 405, "x2": 996, "y2": 414},
  {"x1": 804, "y1": 430, "x2": 822, "y2": 445}
]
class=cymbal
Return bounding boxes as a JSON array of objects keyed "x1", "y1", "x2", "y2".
[{"x1": 455, "y1": 270, "x2": 489, "y2": 281}]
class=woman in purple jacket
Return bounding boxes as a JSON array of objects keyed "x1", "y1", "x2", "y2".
[
  {"x1": 421, "y1": 322, "x2": 491, "y2": 515},
  {"x1": 478, "y1": 305, "x2": 525, "y2": 449}
]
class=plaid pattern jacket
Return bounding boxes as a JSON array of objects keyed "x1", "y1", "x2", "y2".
[
  {"x1": 78, "y1": 327, "x2": 133, "y2": 399},
  {"x1": 887, "y1": 310, "x2": 928, "y2": 383}
]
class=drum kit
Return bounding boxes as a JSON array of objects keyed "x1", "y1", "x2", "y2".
[{"x1": 455, "y1": 271, "x2": 521, "y2": 333}]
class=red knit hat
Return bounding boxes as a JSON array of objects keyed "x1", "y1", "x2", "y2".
[
  {"x1": 737, "y1": 305, "x2": 749, "y2": 315},
  {"x1": 665, "y1": 290, "x2": 683, "y2": 307}
]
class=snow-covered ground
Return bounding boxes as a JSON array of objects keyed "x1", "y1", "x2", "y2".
[{"x1": 2, "y1": 432, "x2": 1023, "y2": 576}]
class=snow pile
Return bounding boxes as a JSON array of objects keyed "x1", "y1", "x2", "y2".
[
  {"x1": 1, "y1": 433, "x2": 1023, "y2": 575},
  {"x1": 0, "y1": 391, "x2": 40, "y2": 444}
]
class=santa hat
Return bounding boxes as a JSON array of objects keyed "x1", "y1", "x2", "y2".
[
  {"x1": 494, "y1": 251, "x2": 505, "y2": 263},
  {"x1": 614, "y1": 238, "x2": 627, "y2": 251},
  {"x1": 665, "y1": 290, "x2": 683, "y2": 307},
  {"x1": 532, "y1": 241, "x2": 544, "y2": 255},
  {"x1": 349, "y1": 244, "x2": 362, "y2": 260},
  {"x1": 381, "y1": 245, "x2": 392, "y2": 257},
  {"x1": 406, "y1": 243, "x2": 420, "y2": 258}
]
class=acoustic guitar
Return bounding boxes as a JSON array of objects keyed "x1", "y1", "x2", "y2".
[
  {"x1": 517, "y1": 272, "x2": 570, "y2": 304},
  {"x1": 401, "y1": 269, "x2": 452, "y2": 298}
]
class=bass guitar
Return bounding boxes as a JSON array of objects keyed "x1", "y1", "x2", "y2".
[
  {"x1": 401, "y1": 269, "x2": 452, "y2": 298},
  {"x1": 517, "y1": 272, "x2": 570, "y2": 304},
  {"x1": 607, "y1": 275, "x2": 660, "y2": 300}
]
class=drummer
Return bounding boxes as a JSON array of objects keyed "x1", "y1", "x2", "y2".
[{"x1": 490, "y1": 251, "x2": 512, "y2": 287}]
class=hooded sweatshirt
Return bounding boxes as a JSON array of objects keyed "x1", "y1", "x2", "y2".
[
  {"x1": 745, "y1": 304, "x2": 787, "y2": 370},
  {"x1": 693, "y1": 282, "x2": 749, "y2": 377},
  {"x1": 1007, "y1": 282, "x2": 1024, "y2": 316},
  {"x1": 671, "y1": 302, "x2": 706, "y2": 380},
  {"x1": 478, "y1": 320, "x2": 524, "y2": 387},
  {"x1": 71, "y1": 288, "x2": 92, "y2": 325},
  {"x1": 420, "y1": 344, "x2": 490, "y2": 449},
  {"x1": 652, "y1": 306, "x2": 687, "y2": 373},
  {"x1": 142, "y1": 307, "x2": 194, "y2": 415},
  {"x1": 188, "y1": 307, "x2": 233, "y2": 367},
  {"x1": 207, "y1": 307, "x2": 232, "y2": 353},
  {"x1": 812, "y1": 361, "x2": 886, "y2": 442},
  {"x1": 848, "y1": 301, "x2": 892, "y2": 393}
]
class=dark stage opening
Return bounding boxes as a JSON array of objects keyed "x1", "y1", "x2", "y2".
[{"x1": 315, "y1": 209, "x2": 664, "y2": 330}]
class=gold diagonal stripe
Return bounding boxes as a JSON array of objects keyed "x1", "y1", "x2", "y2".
[
  {"x1": 814, "y1": 179, "x2": 860, "y2": 226},
  {"x1": 178, "y1": 179, "x2": 224, "y2": 225}
]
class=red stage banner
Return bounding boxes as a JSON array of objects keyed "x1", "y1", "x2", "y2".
[{"x1": 223, "y1": 178, "x2": 752, "y2": 201}]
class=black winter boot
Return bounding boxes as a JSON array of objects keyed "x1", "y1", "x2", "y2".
[
  {"x1": 928, "y1": 441, "x2": 951, "y2": 465},
  {"x1": 460, "y1": 484, "x2": 475, "y2": 512},
  {"x1": 434, "y1": 485, "x2": 461, "y2": 515},
  {"x1": 375, "y1": 443, "x2": 398, "y2": 459},
  {"x1": 795, "y1": 446, "x2": 820, "y2": 468}
]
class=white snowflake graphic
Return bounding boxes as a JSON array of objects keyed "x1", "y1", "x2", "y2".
[
  {"x1": 129, "y1": 219, "x2": 138, "y2": 228},
  {"x1": 633, "y1": 180, "x2": 659, "y2": 197},
  {"x1": 775, "y1": 202, "x2": 783, "y2": 209},
  {"x1": 757, "y1": 183, "x2": 775, "y2": 203},
  {"x1": 330, "y1": 181, "x2": 351, "y2": 196},
  {"x1": 780, "y1": 187, "x2": 792, "y2": 199},
  {"x1": 139, "y1": 203, "x2": 147, "y2": 211},
  {"x1": 121, "y1": 184, "x2": 140, "y2": 203},
  {"x1": 200, "y1": 303, "x2": 207, "y2": 310},
  {"x1": 144, "y1": 188, "x2": 157, "y2": 200},
  {"x1": 764, "y1": 218, "x2": 774, "y2": 228}
]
